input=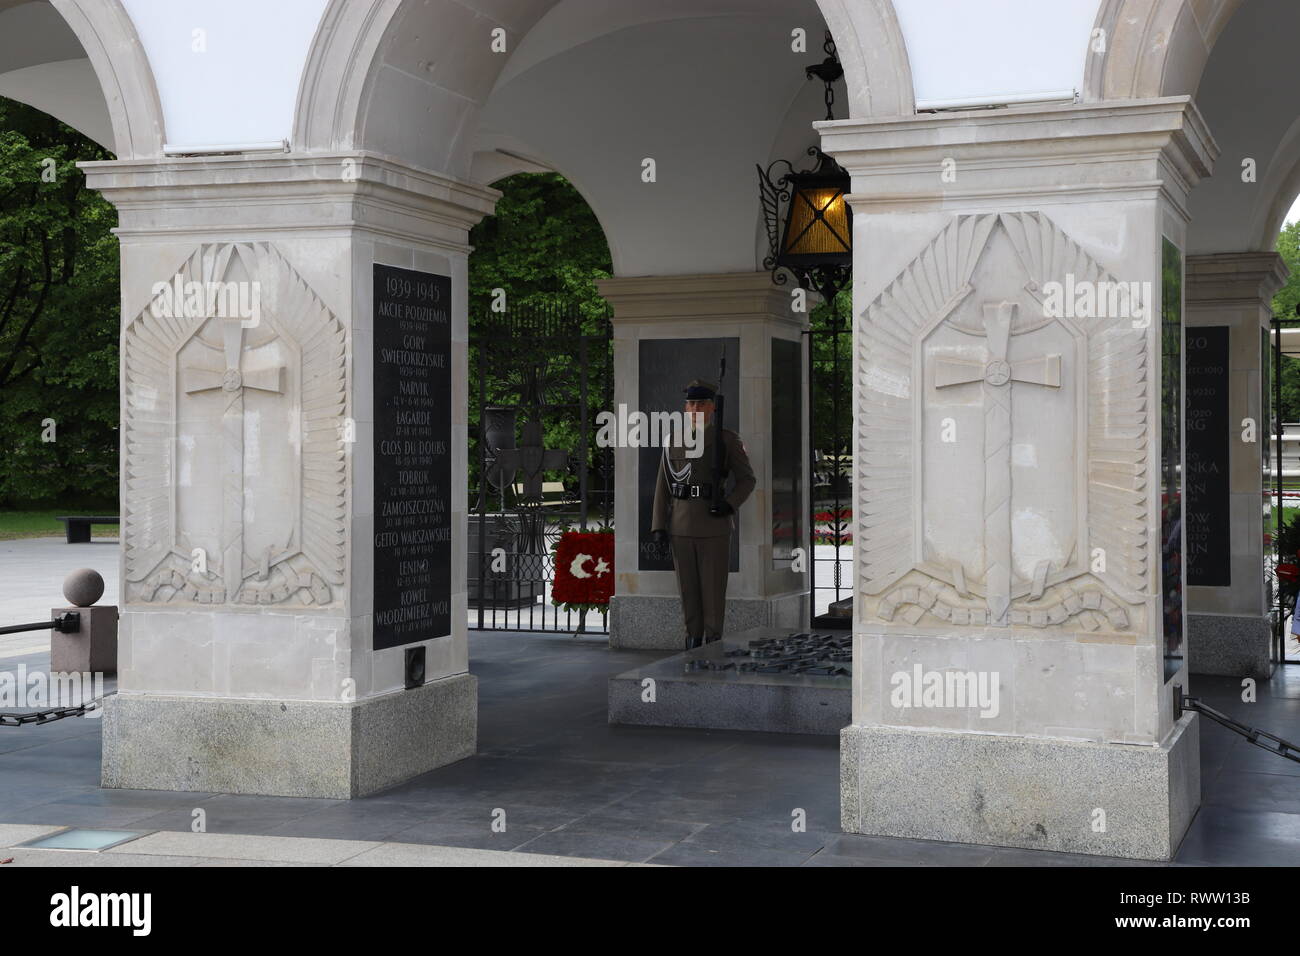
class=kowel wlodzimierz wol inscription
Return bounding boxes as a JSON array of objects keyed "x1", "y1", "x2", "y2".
[{"x1": 373, "y1": 265, "x2": 452, "y2": 650}]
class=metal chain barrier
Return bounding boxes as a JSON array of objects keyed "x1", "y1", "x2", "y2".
[
  {"x1": 1177, "y1": 687, "x2": 1300, "y2": 764},
  {"x1": 0, "y1": 609, "x2": 98, "y2": 726},
  {"x1": 0, "y1": 700, "x2": 99, "y2": 727}
]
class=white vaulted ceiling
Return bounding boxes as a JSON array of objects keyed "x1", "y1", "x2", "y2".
[
  {"x1": 0, "y1": 1, "x2": 112, "y2": 149},
  {"x1": 473, "y1": 0, "x2": 832, "y2": 276},
  {"x1": 1187, "y1": 0, "x2": 1300, "y2": 254},
  {"x1": 120, "y1": 0, "x2": 329, "y2": 150},
  {"x1": 892, "y1": 0, "x2": 1101, "y2": 108}
]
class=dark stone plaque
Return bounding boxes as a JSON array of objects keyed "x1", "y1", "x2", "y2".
[
  {"x1": 1262, "y1": 326, "x2": 1272, "y2": 613},
  {"x1": 637, "y1": 337, "x2": 740, "y2": 571},
  {"x1": 1160, "y1": 238, "x2": 1184, "y2": 681},
  {"x1": 372, "y1": 264, "x2": 452, "y2": 651},
  {"x1": 1184, "y1": 326, "x2": 1230, "y2": 588},
  {"x1": 771, "y1": 337, "x2": 803, "y2": 566}
]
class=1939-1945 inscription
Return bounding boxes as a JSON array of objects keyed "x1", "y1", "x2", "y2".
[{"x1": 373, "y1": 264, "x2": 452, "y2": 650}]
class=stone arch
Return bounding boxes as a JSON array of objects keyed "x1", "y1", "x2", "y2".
[
  {"x1": 1249, "y1": 117, "x2": 1300, "y2": 251},
  {"x1": 1084, "y1": 0, "x2": 1246, "y2": 102},
  {"x1": 812, "y1": 0, "x2": 914, "y2": 118},
  {"x1": 1180, "y1": 0, "x2": 1300, "y2": 255},
  {"x1": 294, "y1": 0, "x2": 561, "y2": 174},
  {"x1": 292, "y1": 0, "x2": 399, "y2": 154},
  {"x1": 296, "y1": 0, "x2": 917, "y2": 174},
  {"x1": 47, "y1": 0, "x2": 165, "y2": 157}
]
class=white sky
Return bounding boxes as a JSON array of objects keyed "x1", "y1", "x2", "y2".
[{"x1": 1289, "y1": 193, "x2": 1300, "y2": 228}]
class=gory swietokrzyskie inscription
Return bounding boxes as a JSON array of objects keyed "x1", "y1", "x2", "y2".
[{"x1": 373, "y1": 265, "x2": 452, "y2": 651}]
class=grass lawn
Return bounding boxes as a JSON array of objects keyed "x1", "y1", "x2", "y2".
[
  {"x1": 0, "y1": 510, "x2": 119, "y2": 541},
  {"x1": 1268, "y1": 506, "x2": 1300, "y2": 534}
]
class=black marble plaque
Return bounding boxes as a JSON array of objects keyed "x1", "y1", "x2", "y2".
[
  {"x1": 771, "y1": 337, "x2": 803, "y2": 566},
  {"x1": 1161, "y1": 238, "x2": 1184, "y2": 682},
  {"x1": 1184, "y1": 326, "x2": 1230, "y2": 588},
  {"x1": 638, "y1": 337, "x2": 740, "y2": 571},
  {"x1": 372, "y1": 264, "x2": 452, "y2": 651},
  {"x1": 1262, "y1": 326, "x2": 1272, "y2": 612}
]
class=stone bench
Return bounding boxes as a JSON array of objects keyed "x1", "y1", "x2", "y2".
[{"x1": 55, "y1": 516, "x2": 120, "y2": 544}]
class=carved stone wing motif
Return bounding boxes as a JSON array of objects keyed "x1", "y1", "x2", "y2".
[
  {"x1": 1000, "y1": 212, "x2": 1148, "y2": 606},
  {"x1": 857, "y1": 212, "x2": 1148, "y2": 630},
  {"x1": 122, "y1": 242, "x2": 348, "y2": 607},
  {"x1": 855, "y1": 214, "x2": 997, "y2": 595}
]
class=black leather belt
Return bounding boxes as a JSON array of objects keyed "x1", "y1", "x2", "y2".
[{"x1": 670, "y1": 482, "x2": 712, "y2": 499}]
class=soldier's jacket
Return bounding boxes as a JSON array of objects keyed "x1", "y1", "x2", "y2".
[{"x1": 652, "y1": 424, "x2": 755, "y2": 538}]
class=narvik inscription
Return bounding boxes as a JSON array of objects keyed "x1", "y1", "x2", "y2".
[{"x1": 373, "y1": 265, "x2": 452, "y2": 650}]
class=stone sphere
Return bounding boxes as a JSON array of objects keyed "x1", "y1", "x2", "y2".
[{"x1": 63, "y1": 568, "x2": 104, "y2": 608}]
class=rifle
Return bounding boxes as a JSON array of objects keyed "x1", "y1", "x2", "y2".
[{"x1": 712, "y1": 349, "x2": 727, "y2": 512}]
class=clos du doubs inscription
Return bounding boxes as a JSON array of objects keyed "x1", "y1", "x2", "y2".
[
  {"x1": 637, "y1": 337, "x2": 739, "y2": 572},
  {"x1": 1184, "y1": 325, "x2": 1230, "y2": 588},
  {"x1": 373, "y1": 265, "x2": 451, "y2": 651}
]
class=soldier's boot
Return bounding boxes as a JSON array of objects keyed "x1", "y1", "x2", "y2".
[{"x1": 685, "y1": 633, "x2": 704, "y2": 651}]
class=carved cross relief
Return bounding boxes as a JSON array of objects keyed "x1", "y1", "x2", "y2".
[
  {"x1": 858, "y1": 212, "x2": 1148, "y2": 633},
  {"x1": 180, "y1": 318, "x2": 288, "y2": 603},
  {"x1": 122, "y1": 243, "x2": 347, "y2": 607},
  {"x1": 933, "y1": 302, "x2": 1061, "y2": 625}
]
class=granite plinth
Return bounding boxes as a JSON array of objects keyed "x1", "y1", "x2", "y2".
[
  {"x1": 841, "y1": 713, "x2": 1200, "y2": 861},
  {"x1": 1187, "y1": 613, "x2": 1274, "y2": 681},
  {"x1": 608, "y1": 593, "x2": 805, "y2": 650},
  {"x1": 608, "y1": 626, "x2": 850, "y2": 735},
  {"x1": 102, "y1": 672, "x2": 476, "y2": 799}
]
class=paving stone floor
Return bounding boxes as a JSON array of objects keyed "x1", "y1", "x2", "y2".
[
  {"x1": 3, "y1": 539, "x2": 1300, "y2": 865},
  {"x1": 3, "y1": 626, "x2": 1300, "y2": 865}
]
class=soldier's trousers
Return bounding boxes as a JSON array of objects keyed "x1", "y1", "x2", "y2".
[{"x1": 670, "y1": 534, "x2": 730, "y2": 643}]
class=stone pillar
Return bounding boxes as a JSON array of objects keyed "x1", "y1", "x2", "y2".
[
  {"x1": 1184, "y1": 253, "x2": 1286, "y2": 681},
  {"x1": 85, "y1": 153, "x2": 496, "y2": 798},
  {"x1": 598, "y1": 273, "x2": 809, "y2": 650},
  {"x1": 822, "y1": 97, "x2": 1215, "y2": 860}
]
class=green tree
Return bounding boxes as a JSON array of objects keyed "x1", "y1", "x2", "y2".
[
  {"x1": 0, "y1": 98, "x2": 118, "y2": 507},
  {"x1": 469, "y1": 172, "x2": 611, "y2": 326},
  {"x1": 467, "y1": 173, "x2": 613, "y2": 496},
  {"x1": 809, "y1": 287, "x2": 851, "y2": 503},
  {"x1": 1272, "y1": 220, "x2": 1300, "y2": 423}
]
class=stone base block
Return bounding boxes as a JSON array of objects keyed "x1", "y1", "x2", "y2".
[
  {"x1": 50, "y1": 605, "x2": 118, "y2": 675},
  {"x1": 841, "y1": 714, "x2": 1200, "y2": 861},
  {"x1": 102, "y1": 673, "x2": 476, "y2": 799},
  {"x1": 608, "y1": 627, "x2": 849, "y2": 734},
  {"x1": 609, "y1": 592, "x2": 806, "y2": 650},
  {"x1": 1187, "y1": 613, "x2": 1274, "y2": 681}
]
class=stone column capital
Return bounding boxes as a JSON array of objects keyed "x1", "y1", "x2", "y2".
[
  {"x1": 597, "y1": 272, "x2": 806, "y2": 332},
  {"x1": 80, "y1": 151, "x2": 499, "y2": 249},
  {"x1": 815, "y1": 96, "x2": 1218, "y2": 216},
  {"x1": 1186, "y1": 251, "x2": 1290, "y2": 306}
]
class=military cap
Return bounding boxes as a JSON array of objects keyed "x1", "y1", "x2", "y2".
[{"x1": 683, "y1": 379, "x2": 718, "y2": 401}]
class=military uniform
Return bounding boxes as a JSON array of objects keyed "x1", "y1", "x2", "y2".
[{"x1": 651, "y1": 383, "x2": 755, "y2": 648}]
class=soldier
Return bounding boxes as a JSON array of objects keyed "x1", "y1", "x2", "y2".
[{"x1": 651, "y1": 379, "x2": 755, "y2": 649}]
